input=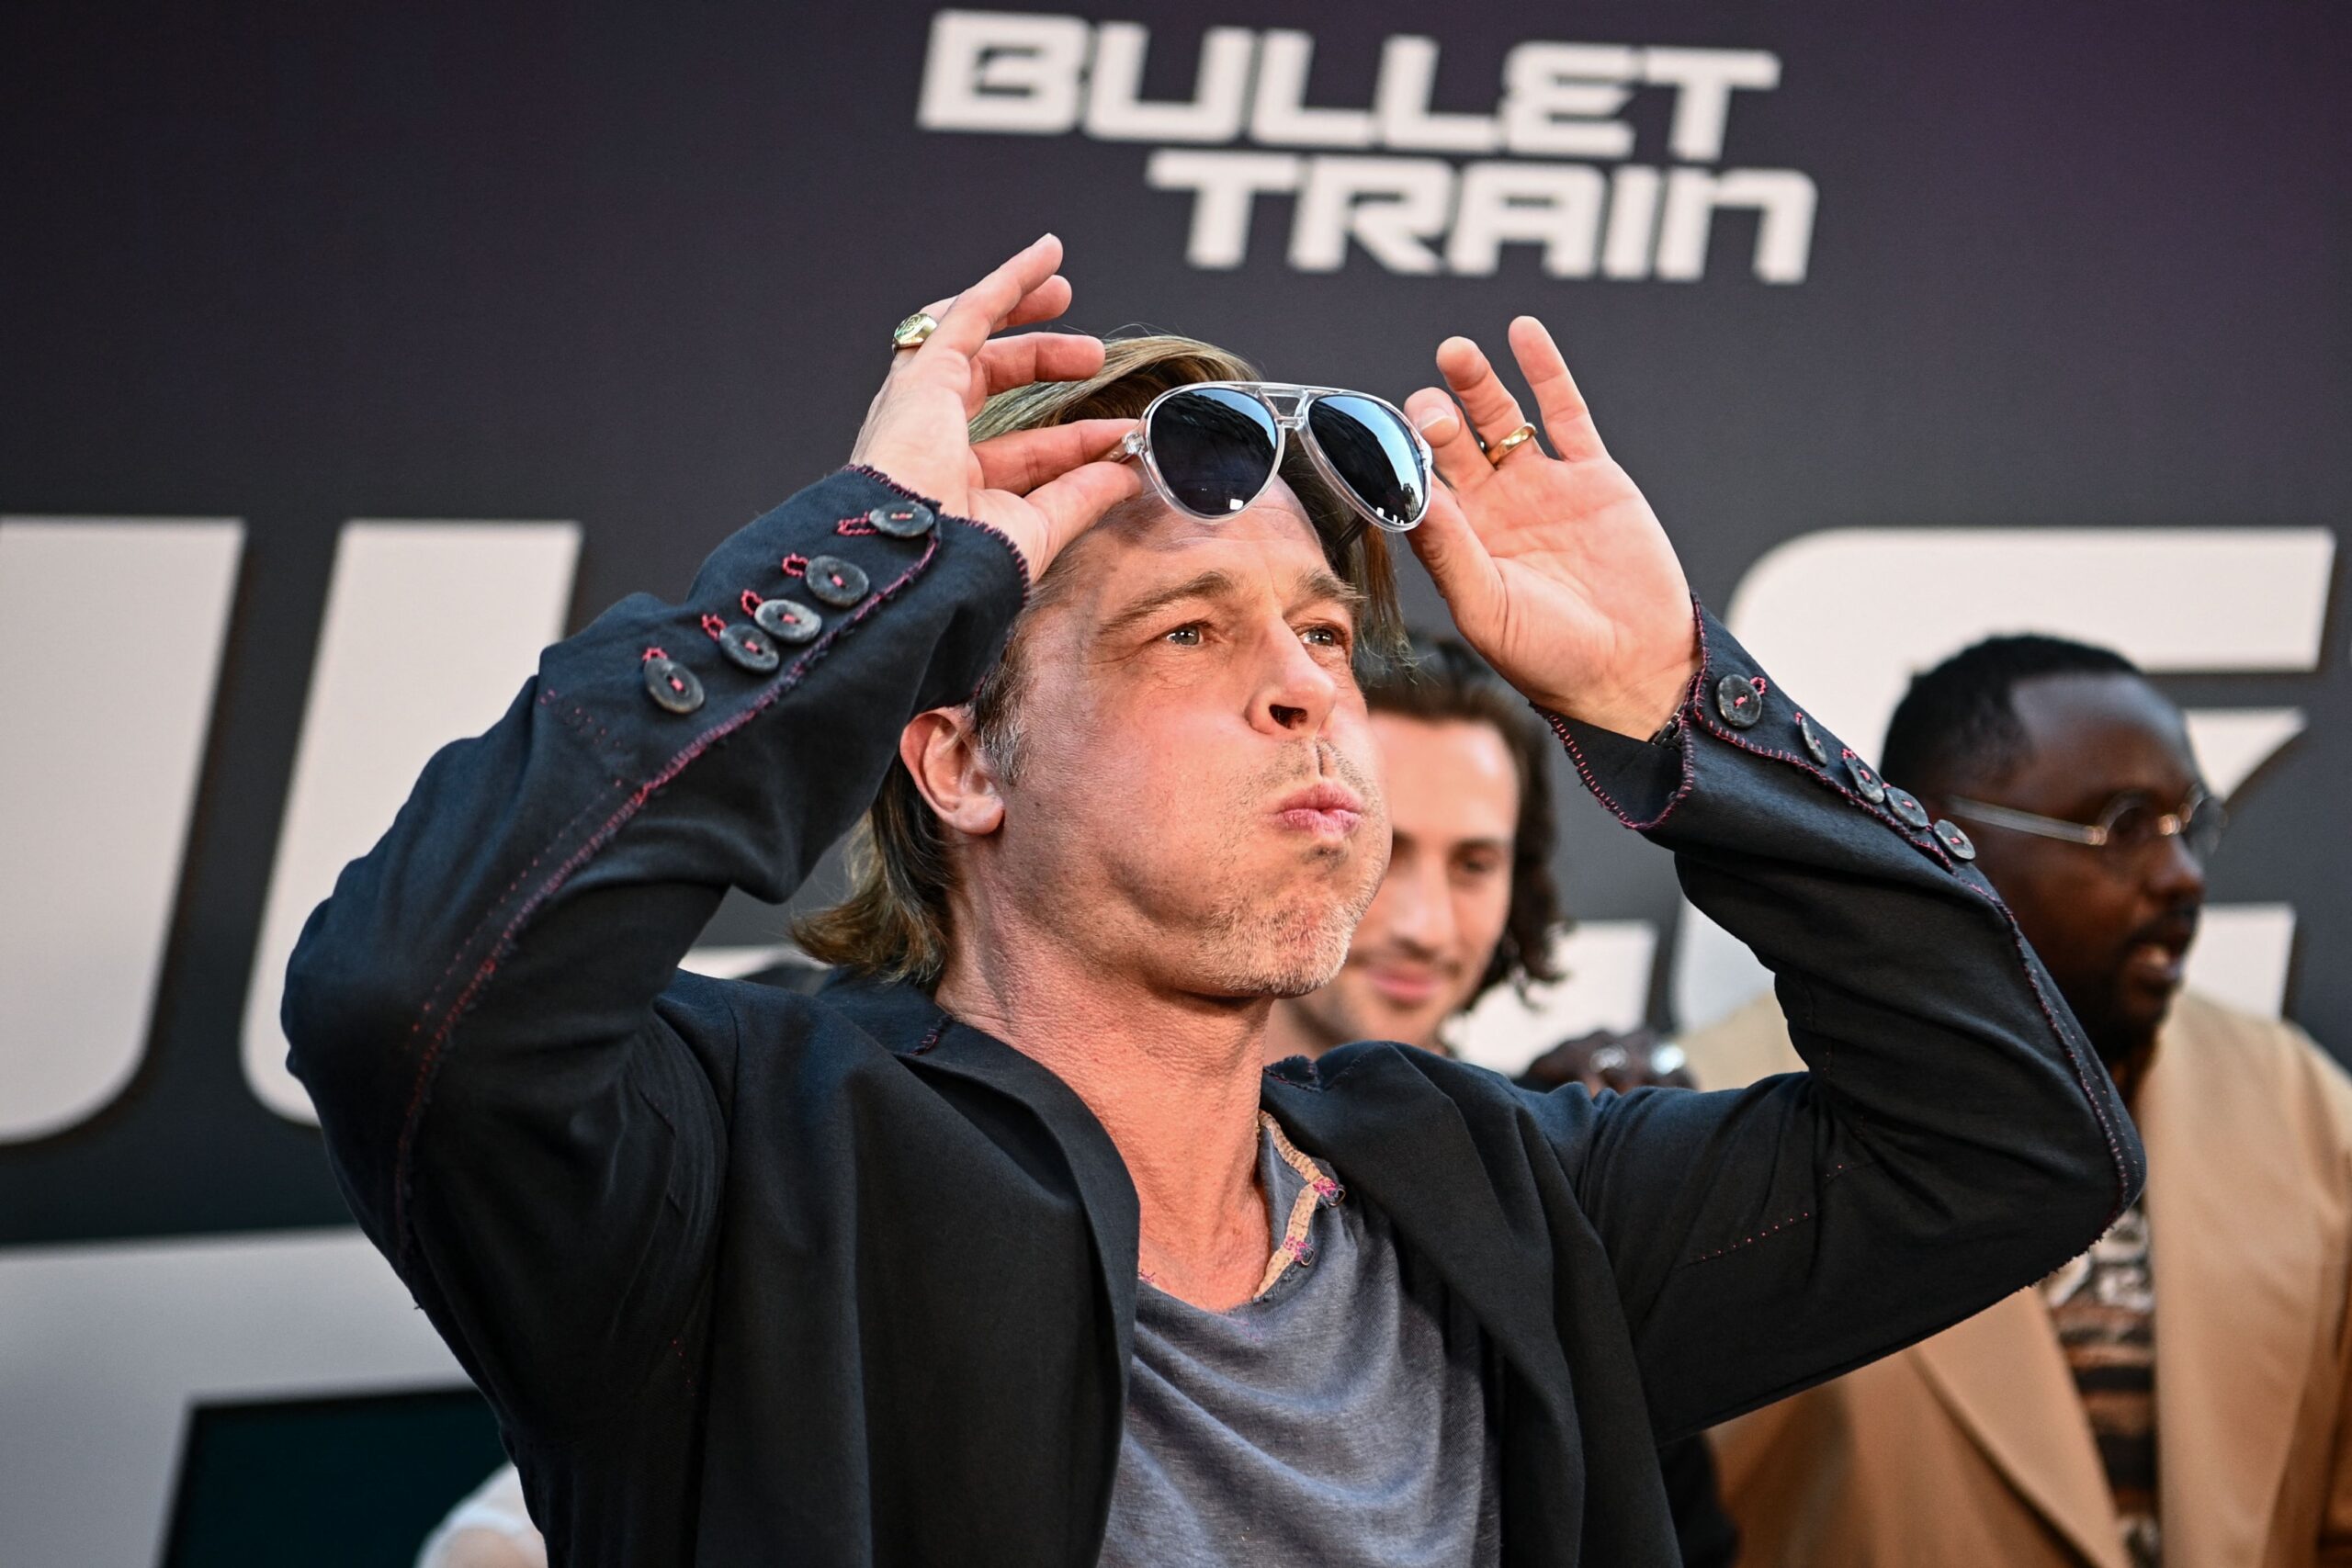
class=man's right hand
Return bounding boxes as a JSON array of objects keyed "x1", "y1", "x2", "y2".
[{"x1": 849, "y1": 232, "x2": 1142, "y2": 580}]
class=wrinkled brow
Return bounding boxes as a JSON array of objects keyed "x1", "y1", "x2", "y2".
[
  {"x1": 1096, "y1": 566, "x2": 1364, "y2": 643},
  {"x1": 1095, "y1": 569, "x2": 1242, "y2": 642},
  {"x1": 1290, "y1": 568, "x2": 1365, "y2": 621}
]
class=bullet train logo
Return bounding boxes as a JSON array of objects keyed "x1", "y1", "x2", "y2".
[
  {"x1": 916, "y1": 11, "x2": 1817, "y2": 282},
  {"x1": 0, "y1": 519, "x2": 2332, "y2": 1150}
]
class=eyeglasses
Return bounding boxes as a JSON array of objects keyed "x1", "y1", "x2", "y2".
[
  {"x1": 1941, "y1": 785, "x2": 2227, "y2": 864},
  {"x1": 1117, "y1": 381, "x2": 1432, "y2": 546}
]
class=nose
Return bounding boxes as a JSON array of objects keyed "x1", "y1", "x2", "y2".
[
  {"x1": 1250, "y1": 622, "x2": 1341, "y2": 738},
  {"x1": 1377, "y1": 853, "x2": 1453, "y2": 957},
  {"x1": 2144, "y1": 828, "x2": 2208, "y2": 904}
]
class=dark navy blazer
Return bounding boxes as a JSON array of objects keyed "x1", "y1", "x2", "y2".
[{"x1": 285, "y1": 467, "x2": 2143, "y2": 1566}]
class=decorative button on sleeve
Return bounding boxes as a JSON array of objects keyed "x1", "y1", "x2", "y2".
[
  {"x1": 752, "y1": 597, "x2": 823, "y2": 645},
  {"x1": 1796, "y1": 712, "x2": 1829, "y2": 766},
  {"x1": 867, "y1": 501, "x2": 936, "y2": 537},
  {"x1": 1934, "y1": 819, "x2": 1977, "y2": 860},
  {"x1": 717, "y1": 622, "x2": 781, "y2": 673},
  {"x1": 803, "y1": 556, "x2": 870, "y2": 607},
  {"x1": 1888, "y1": 788, "x2": 1932, "y2": 829},
  {"x1": 642, "y1": 653, "x2": 705, "y2": 715},
  {"x1": 1714, "y1": 673, "x2": 1763, "y2": 728},
  {"x1": 1847, "y1": 756, "x2": 1887, "y2": 804}
]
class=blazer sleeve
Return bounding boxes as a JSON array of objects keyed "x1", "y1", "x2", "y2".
[
  {"x1": 281, "y1": 467, "x2": 1026, "y2": 1427},
  {"x1": 1535, "y1": 608, "x2": 2144, "y2": 1441}
]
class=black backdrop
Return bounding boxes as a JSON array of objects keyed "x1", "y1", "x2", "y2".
[{"x1": 5, "y1": 1, "x2": 2348, "y2": 1258}]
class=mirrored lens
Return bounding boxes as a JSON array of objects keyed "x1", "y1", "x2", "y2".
[
  {"x1": 1306, "y1": 394, "x2": 1427, "y2": 532},
  {"x1": 1149, "y1": 389, "x2": 1281, "y2": 517}
]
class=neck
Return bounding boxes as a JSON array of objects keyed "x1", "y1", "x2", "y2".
[
  {"x1": 2098, "y1": 1034, "x2": 2160, "y2": 1109},
  {"x1": 935, "y1": 908, "x2": 1272, "y2": 1311},
  {"x1": 1261, "y1": 998, "x2": 1347, "y2": 1062}
]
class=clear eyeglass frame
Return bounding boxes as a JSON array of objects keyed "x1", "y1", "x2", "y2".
[
  {"x1": 1115, "y1": 380, "x2": 1434, "y2": 547},
  {"x1": 1942, "y1": 784, "x2": 2227, "y2": 863}
]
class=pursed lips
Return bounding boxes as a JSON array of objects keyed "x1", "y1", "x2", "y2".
[{"x1": 1271, "y1": 781, "x2": 1365, "y2": 838}]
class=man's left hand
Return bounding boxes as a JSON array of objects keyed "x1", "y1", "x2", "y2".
[{"x1": 1404, "y1": 318, "x2": 1700, "y2": 739}]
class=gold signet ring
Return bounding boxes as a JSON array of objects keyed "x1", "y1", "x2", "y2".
[
  {"x1": 1487, "y1": 423, "x2": 1540, "y2": 465},
  {"x1": 891, "y1": 311, "x2": 939, "y2": 350}
]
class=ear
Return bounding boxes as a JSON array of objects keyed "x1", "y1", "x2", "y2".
[{"x1": 899, "y1": 706, "x2": 1005, "y2": 838}]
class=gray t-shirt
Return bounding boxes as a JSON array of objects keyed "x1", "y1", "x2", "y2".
[{"x1": 1098, "y1": 1115, "x2": 1500, "y2": 1566}]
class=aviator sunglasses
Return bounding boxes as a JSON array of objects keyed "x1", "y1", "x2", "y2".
[{"x1": 1116, "y1": 382, "x2": 1434, "y2": 545}]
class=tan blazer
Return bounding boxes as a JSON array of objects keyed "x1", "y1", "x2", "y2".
[{"x1": 1683, "y1": 991, "x2": 2352, "y2": 1567}]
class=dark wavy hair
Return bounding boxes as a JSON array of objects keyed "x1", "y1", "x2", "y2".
[{"x1": 1358, "y1": 634, "x2": 1566, "y2": 1001}]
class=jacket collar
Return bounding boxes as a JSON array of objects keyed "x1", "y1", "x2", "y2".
[
  {"x1": 819, "y1": 976, "x2": 1141, "y2": 1407},
  {"x1": 821, "y1": 980, "x2": 1571, "y2": 1432},
  {"x1": 1261, "y1": 1046, "x2": 1576, "y2": 1418},
  {"x1": 2137, "y1": 997, "x2": 2327, "y2": 1565},
  {"x1": 1910, "y1": 1291, "x2": 2130, "y2": 1568}
]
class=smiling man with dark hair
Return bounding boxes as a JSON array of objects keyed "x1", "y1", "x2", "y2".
[{"x1": 286, "y1": 237, "x2": 2139, "y2": 1566}]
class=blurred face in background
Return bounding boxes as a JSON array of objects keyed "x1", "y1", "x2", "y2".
[
  {"x1": 1271, "y1": 713, "x2": 1520, "y2": 1055},
  {"x1": 1940, "y1": 672, "x2": 2209, "y2": 1077}
]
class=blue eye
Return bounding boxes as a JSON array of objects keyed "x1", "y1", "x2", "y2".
[{"x1": 1165, "y1": 625, "x2": 1204, "y2": 647}]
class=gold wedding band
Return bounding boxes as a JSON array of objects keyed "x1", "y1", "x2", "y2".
[
  {"x1": 891, "y1": 311, "x2": 939, "y2": 351},
  {"x1": 1487, "y1": 423, "x2": 1540, "y2": 465}
]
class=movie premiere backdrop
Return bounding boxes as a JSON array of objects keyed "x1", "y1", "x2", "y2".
[{"x1": 4, "y1": 5, "x2": 2346, "y2": 1562}]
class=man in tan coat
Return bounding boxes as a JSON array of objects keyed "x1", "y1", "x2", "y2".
[{"x1": 1683, "y1": 634, "x2": 2352, "y2": 1568}]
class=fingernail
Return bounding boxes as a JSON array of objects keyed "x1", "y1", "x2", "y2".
[{"x1": 1413, "y1": 408, "x2": 1453, "y2": 434}]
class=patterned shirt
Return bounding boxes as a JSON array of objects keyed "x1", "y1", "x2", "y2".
[{"x1": 2041, "y1": 1202, "x2": 2158, "y2": 1568}]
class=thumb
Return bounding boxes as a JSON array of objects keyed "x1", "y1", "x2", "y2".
[{"x1": 1406, "y1": 488, "x2": 1505, "y2": 633}]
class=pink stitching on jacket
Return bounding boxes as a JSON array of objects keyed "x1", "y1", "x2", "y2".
[
  {"x1": 390, "y1": 536, "x2": 944, "y2": 1258},
  {"x1": 1688, "y1": 682, "x2": 2138, "y2": 1235},
  {"x1": 1536, "y1": 600, "x2": 1708, "y2": 832},
  {"x1": 842, "y1": 464, "x2": 1033, "y2": 601}
]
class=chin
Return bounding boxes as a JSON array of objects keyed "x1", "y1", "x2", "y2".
[{"x1": 1193, "y1": 900, "x2": 1359, "y2": 999}]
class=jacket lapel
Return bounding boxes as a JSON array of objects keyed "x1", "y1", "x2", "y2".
[
  {"x1": 1912, "y1": 1289, "x2": 2130, "y2": 1568},
  {"x1": 2137, "y1": 1000, "x2": 2324, "y2": 1565},
  {"x1": 820, "y1": 979, "x2": 1141, "y2": 1416},
  {"x1": 1261, "y1": 1051, "x2": 1573, "y2": 1416}
]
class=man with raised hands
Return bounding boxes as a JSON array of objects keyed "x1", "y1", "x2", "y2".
[{"x1": 288, "y1": 234, "x2": 2141, "y2": 1566}]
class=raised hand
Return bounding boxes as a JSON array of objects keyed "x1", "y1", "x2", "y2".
[
  {"x1": 850, "y1": 233, "x2": 1142, "y2": 578},
  {"x1": 1403, "y1": 317, "x2": 1701, "y2": 739}
]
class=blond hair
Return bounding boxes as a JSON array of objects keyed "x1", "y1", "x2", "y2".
[{"x1": 794, "y1": 334, "x2": 1405, "y2": 986}]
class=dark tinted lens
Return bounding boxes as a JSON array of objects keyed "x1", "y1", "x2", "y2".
[
  {"x1": 1306, "y1": 394, "x2": 1427, "y2": 531},
  {"x1": 1149, "y1": 389, "x2": 1280, "y2": 517}
]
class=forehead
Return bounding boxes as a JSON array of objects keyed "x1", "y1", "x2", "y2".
[
  {"x1": 2006, "y1": 671, "x2": 2198, "y2": 793},
  {"x1": 1374, "y1": 714, "x2": 1519, "y2": 829},
  {"x1": 1052, "y1": 479, "x2": 1333, "y2": 612}
]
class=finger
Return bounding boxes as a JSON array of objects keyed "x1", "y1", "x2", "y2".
[
  {"x1": 1401, "y1": 485, "x2": 1506, "y2": 627},
  {"x1": 1020, "y1": 460, "x2": 1147, "y2": 561},
  {"x1": 1508, "y1": 316, "x2": 1608, "y2": 463},
  {"x1": 1434, "y1": 335, "x2": 1535, "y2": 450},
  {"x1": 972, "y1": 332, "x2": 1107, "y2": 404},
  {"x1": 970, "y1": 418, "x2": 1138, "y2": 496},
  {"x1": 1404, "y1": 388, "x2": 1492, "y2": 494},
  {"x1": 928, "y1": 233, "x2": 1064, "y2": 361},
  {"x1": 1003, "y1": 274, "x2": 1073, "y2": 330}
]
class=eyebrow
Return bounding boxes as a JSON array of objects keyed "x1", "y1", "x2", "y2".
[{"x1": 1097, "y1": 566, "x2": 1364, "y2": 641}]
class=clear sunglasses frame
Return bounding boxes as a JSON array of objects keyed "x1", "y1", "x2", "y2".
[
  {"x1": 1942, "y1": 784, "x2": 2226, "y2": 864},
  {"x1": 1115, "y1": 381, "x2": 1434, "y2": 547}
]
